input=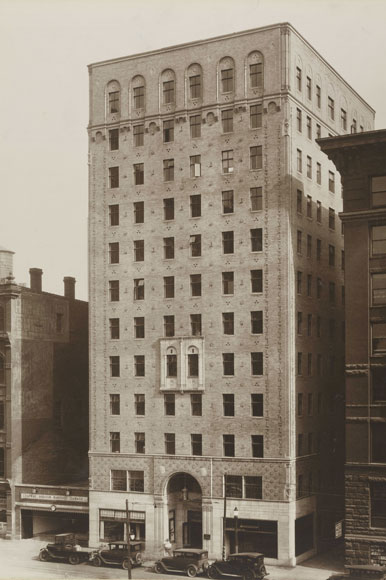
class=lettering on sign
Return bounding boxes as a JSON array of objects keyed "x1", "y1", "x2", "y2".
[{"x1": 20, "y1": 493, "x2": 88, "y2": 503}]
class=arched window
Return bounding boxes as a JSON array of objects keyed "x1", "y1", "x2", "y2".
[
  {"x1": 132, "y1": 75, "x2": 146, "y2": 110},
  {"x1": 219, "y1": 57, "x2": 235, "y2": 94},
  {"x1": 106, "y1": 80, "x2": 121, "y2": 115},
  {"x1": 187, "y1": 63, "x2": 203, "y2": 100},
  {"x1": 0, "y1": 306, "x2": 4, "y2": 332},
  {"x1": 160, "y1": 69, "x2": 176, "y2": 105},
  {"x1": 0, "y1": 355, "x2": 4, "y2": 385},
  {"x1": 188, "y1": 346, "x2": 199, "y2": 378},
  {"x1": 247, "y1": 51, "x2": 264, "y2": 90},
  {"x1": 166, "y1": 347, "x2": 177, "y2": 378}
]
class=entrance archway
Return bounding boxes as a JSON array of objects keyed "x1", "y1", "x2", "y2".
[{"x1": 166, "y1": 473, "x2": 202, "y2": 549}]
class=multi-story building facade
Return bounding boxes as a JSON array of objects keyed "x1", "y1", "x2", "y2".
[
  {"x1": 0, "y1": 247, "x2": 89, "y2": 539},
  {"x1": 88, "y1": 23, "x2": 374, "y2": 565},
  {"x1": 319, "y1": 130, "x2": 386, "y2": 567}
]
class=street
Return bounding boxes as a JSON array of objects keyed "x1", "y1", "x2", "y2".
[{"x1": 0, "y1": 539, "x2": 344, "y2": 580}]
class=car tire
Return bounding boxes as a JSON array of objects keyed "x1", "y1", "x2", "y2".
[
  {"x1": 206, "y1": 566, "x2": 218, "y2": 579},
  {"x1": 187, "y1": 564, "x2": 198, "y2": 578},
  {"x1": 243, "y1": 570, "x2": 255, "y2": 580},
  {"x1": 122, "y1": 559, "x2": 129, "y2": 570},
  {"x1": 135, "y1": 552, "x2": 143, "y2": 565},
  {"x1": 257, "y1": 564, "x2": 267, "y2": 578},
  {"x1": 39, "y1": 550, "x2": 50, "y2": 562},
  {"x1": 155, "y1": 562, "x2": 165, "y2": 574},
  {"x1": 92, "y1": 555, "x2": 102, "y2": 567},
  {"x1": 69, "y1": 554, "x2": 80, "y2": 565}
]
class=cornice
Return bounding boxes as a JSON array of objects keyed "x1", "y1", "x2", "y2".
[{"x1": 340, "y1": 208, "x2": 386, "y2": 223}]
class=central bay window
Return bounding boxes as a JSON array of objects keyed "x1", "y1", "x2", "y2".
[
  {"x1": 222, "y1": 190, "x2": 234, "y2": 214},
  {"x1": 250, "y1": 62, "x2": 263, "y2": 87},
  {"x1": 109, "y1": 204, "x2": 119, "y2": 227},
  {"x1": 134, "y1": 240, "x2": 144, "y2": 262},
  {"x1": 252, "y1": 434, "x2": 264, "y2": 458},
  {"x1": 110, "y1": 432, "x2": 120, "y2": 453},
  {"x1": 250, "y1": 187, "x2": 262, "y2": 211},
  {"x1": 163, "y1": 119, "x2": 174, "y2": 143},
  {"x1": 167, "y1": 353, "x2": 177, "y2": 377},
  {"x1": 164, "y1": 315, "x2": 175, "y2": 338},
  {"x1": 188, "y1": 351, "x2": 199, "y2": 377},
  {"x1": 221, "y1": 109, "x2": 233, "y2": 133}
]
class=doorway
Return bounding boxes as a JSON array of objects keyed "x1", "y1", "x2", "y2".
[{"x1": 167, "y1": 473, "x2": 202, "y2": 549}]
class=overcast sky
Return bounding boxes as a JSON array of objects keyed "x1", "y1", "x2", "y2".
[{"x1": 1, "y1": 0, "x2": 385, "y2": 301}]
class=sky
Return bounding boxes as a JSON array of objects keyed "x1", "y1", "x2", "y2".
[{"x1": 1, "y1": 0, "x2": 385, "y2": 301}]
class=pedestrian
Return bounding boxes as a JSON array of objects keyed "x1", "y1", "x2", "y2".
[{"x1": 164, "y1": 538, "x2": 172, "y2": 556}]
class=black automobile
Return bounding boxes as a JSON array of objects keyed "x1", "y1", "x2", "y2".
[
  {"x1": 38, "y1": 533, "x2": 91, "y2": 565},
  {"x1": 155, "y1": 548, "x2": 209, "y2": 577},
  {"x1": 90, "y1": 541, "x2": 144, "y2": 569},
  {"x1": 207, "y1": 553, "x2": 268, "y2": 580}
]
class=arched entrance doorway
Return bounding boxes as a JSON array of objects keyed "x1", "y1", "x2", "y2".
[{"x1": 166, "y1": 473, "x2": 202, "y2": 549}]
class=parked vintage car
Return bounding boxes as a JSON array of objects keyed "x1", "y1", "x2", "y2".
[
  {"x1": 207, "y1": 553, "x2": 268, "y2": 580},
  {"x1": 38, "y1": 533, "x2": 91, "y2": 565},
  {"x1": 155, "y1": 548, "x2": 210, "y2": 577},
  {"x1": 90, "y1": 541, "x2": 144, "y2": 569}
]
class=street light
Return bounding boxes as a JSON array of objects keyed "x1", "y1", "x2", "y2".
[
  {"x1": 233, "y1": 507, "x2": 239, "y2": 554},
  {"x1": 125, "y1": 499, "x2": 136, "y2": 580}
]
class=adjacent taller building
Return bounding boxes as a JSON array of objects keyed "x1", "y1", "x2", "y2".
[{"x1": 88, "y1": 23, "x2": 374, "y2": 565}]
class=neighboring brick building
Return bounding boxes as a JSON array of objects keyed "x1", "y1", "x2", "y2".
[
  {"x1": 0, "y1": 247, "x2": 89, "y2": 539},
  {"x1": 319, "y1": 130, "x2": 386, "y2": 567},
  {"x1": 88, "y1": 23, "x2": 374, "y2": 564}
]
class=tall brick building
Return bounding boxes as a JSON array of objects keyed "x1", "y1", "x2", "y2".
[
  {"x1": 319, "y1": 130, "x2": 386, "y2": 567},
  {"x1": 88, "y1": 23, "x2": 374, "y2": 565}
]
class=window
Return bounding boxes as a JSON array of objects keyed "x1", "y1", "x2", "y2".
[
  {"x1": 109, "y1": 167, "x2": 119, "y2": 188},
  {"x1": 296, "y1": 108, "x2": 302, "y2": 132},
  {"x1": 134, "y1": 278, "x2": 144, "y2": 300},
  {"x1": 250, "y1": 104, "x2": 262, "y2": 129},
  {"x1": 372, "y1": 367, "x2": 386, "y2": 402},
  {"x1": 316, "y1": 124, "x2": 321, "y2": 139},
  {"x1": 56, "y1": 313, "x2": 64, "y2": 333},
  {"x1": 297, "y1": 353, "x2": 302, "y2": 375},
  {"x1": 189, "y1": 75, "x2": 201, "y2": 99},
  {"x1": 297, "y1": 190, "x2": 303, "y2": 214},
  {"x1": 133, "y1": 86, "x2": 144, "y2": 109},
  {"x1": 307, "y1": 314, "x2": 312, "y2": 337},
  {"x1": 328, "y1": 171, "x2": 335, "y2": 193},
  {"x1": 251, "y1": 269, "x2": 263, "y2": 293},
  {"x1": 372, "y1": 423, "x2": 386, "y2": 462},
  {"x1": 163, "y1": 159, "x2": 174, "y2": 182},
  {"x1": 191, "y1": 434, "x2": 202, "y2": 456},
  {"x1": 250, "y1": 146, "x2": 262, "y2": 170},
  {"x1": 223, "y1": 394, "x2": 235, "y2": 416},
  {"x1": 329, "y1": 282, "x2": 336, "y2": 303},
  {"x1": 329, "y1": 208, "x2": 335, "y2": 230},
  {"x1": 129, "y1": 470, "x2": 144, "y2": 492},
  {"x1": 164, "y1": 237, "x2": 174, "y2": 259},
  {"x1": 307, "y1": 235, "x2": 312, "y2": 258},
  {"x1": 297, "y1": 312, "x2": 303, "y2": 334},
  {"x1": 308, "y1": 432, "x2": 313, "y2": 454},
  {"x1": 221, "y1": 109, "x2": 233, "y2": 133},
  {"x1": 109, "y1": 318, "x2": 120, "y2": 339},
  {"x1": 307, "y1": 156, "x2": 312, "y2": 179},
  {"x1": 297, "y1": 271, "x2": 302, "y2": 294},
  {"x1": 109, "y1": 242, "x2": 119, "y2": 264},
  {"x1": 317, "y1": 278, "x2": 322, "y2": 299},
  {"x1": 298, "y1": 393, "x2": 303, "y2": 416},
  {"x1": 251, "y1": 352, "x2": 263, "y2": 375},
  {"x1": 306, "y1": 116, "x2": 312, "y2": 139},
  {"x1": 251, "y1": 311, "x2": 263, "y2": 334},
  {"x1": 222, "y1": 312, "x2": 234, "y2": 335},
  {"x1": 223, "y1": 353, "x2": 234, "y2": 376},
  {"x1": 190, "y1": 114, "x2": 201, "y2": 138},
  {"x1": 225, "y1": 475, "x2": 242, "y2": 497},
  {"x1": 190, "y1": 234, "x2": 201, "y2": 257},
  {"x1": 190, "y1": 194, "x2": 201, "y2": 218},
  {"x1": 307, "y1": 353, "x2": 312, "y2": 376},
  {"x1": 251, "y1": 435, "x2": 264, "y2": 458},
  {"x1": 163, "y1": 80, "x2": 175, "y2": 104},
  {"x1": 223, "y1": 434, "x2": 235, "y2": 457},
  {"x1": 341, "y1": 109, "x2": 347, "y2": 131},
  {"x1": 191, "y1": 393, "x2": 202, "y2": 416},
  {"x1": 251, "y1": 394, "x2": 263, "y2": 417},
  {"x1": 298, "y1": 434, "x2": 303, "y2": 456},
  {"x1": 372, "y1": 176, "x2": 386, "y2": 208},
  {"x1": 222, "y1": 150, "x2": 234, "y2": 174},
  {"x1": 109, "y1": 91, "x2": 120, "y2": 114},
  {"x1": 297, "y1": 230, "x2": 302, "y2": 254},
  {"x1": 341, "y1": 250, "x2": 345, "y2": 270},
  {"x1": 317, "y1": 200, "x2": 322, "y2": 223},
  {"x1": 297, "y1": 149, "x2": 302, "y2": 173},
  {"x1": 134, "y1": 163, "x2": 144, "y2": 185},
  {"x1": 134, "y1": 201, "x2": 144, "y2": 224},
  {"x1": 222, "y1": 231, "x2": 234, "y2": 254},
  {"x1": 190, "y1": 274, "x2": 201, "y2": 297},
  {"x1": 134, "y1": 355, "x2": 145, "y2": 377},
  {"x1": 372, "y1": 225, "x2": 386, "y2": 255},
  {"x1": 110, "y1": 432, "x2": 120, "y2": 453},
  {"x1": 221, "y1": 68, "x2": 234, "y2": 93},
  {"x1": 133, "y1": 124, "x2": 144, "y2": 147},
  {"x1": 352, "y1": 119, "x2": 358, "y2": 133},
  {"x1": 223, "y1": 271, "x2": 234, "y2": 295},
  {"x1": 307, "y1": 195, "x2": 312, "y2": 218},
  {"x1": 371, "y1": 482, "x2": 386, "y2": 528},
  {"x1": 134, "y1": 240, "x2": 144, "y2": 262},
  {"x1": 190, "y1": 314, "x2": 202, "y2": 336},
  {"x1": 109, "y1": 280, "x2": 119, "y2": 302},
  {"x1": 167, "y1": 354, "x2": 177, "y2": 377},
  {"x1": 251, "y1": 228, "x2": 262, "y2": 252},
  {"x1": 250, "y1": 187, "x2": 262, "y2": 211},
  {"x1": 135, "y1": 432, "x2": 145, "y2": 454},
  {"x1": 111, "y1": 470, "x2": 126, "y2": 491},
  {"x1": 164, "y1": 394, "x2": 175, "y2": 416},
  {"x1": 190, "y1": 155, "x2": 201, "y2": 178},
  {"x1": 328, "y1": 97, "x2": 335, "y2": 120},
  {"x1": 222, "y1": 190, "x2": 234, "y2": 214},
  {"x1": 110, "y1": 394, "x2": 120, "y2": 415},
  {"x1": 372, "y1": 323, "x2": 386, "y2": 354},
  {"x1": 329, "y1": 244, "x2": 335, "y2": 266},
  {"x1": 316, "y1": 162, "x2": 321, "y2": 185},
  {"x1": 316, "y1": 85, "x2": 321, "y2": 108},
  {"x1": 134, "y1": 317, "x2": 145, "y2": 339},
  {"x1": 244, "y1": 476, "x2": 262, "y2": 499},
  {"x1": 307, "y1": 274, "x2": 312, "y2": 297},
  {"x1": 109, "y1": 204, "x2": 119, "y2": 226},
  {"x1": 372, "y1": 273, "x2": 386, "y2": 305},
  {"x1": 296, "y1": 67, "x2": 302, "y2": 91},
  {"x1": 163, "y1": 120, "x2": 174, "y2": 143},
  {"x1": 250, "y1": 62, "x2": 263, "y2": 88},
  {"x1": 109, "y1": 128, "x2": 119, "y2": 151},
  {"x1": 306, "y1": 76, "x2": 312, "y2": 100},
  {"x1": 164, "y1": 315, "x2": 175, "y2": 337},
  {"x1": 164, "y1": 276, "x2": 175, "y2": 299},
  {"x1": 135, "y1": 394, "x2": 145, "y2": 416},
  {"x1": 110, "y1": 356, "x2": 120, "y2": 377},
  {"x1": 165, "y1": 433, "x2": 175, "y2": 455}
]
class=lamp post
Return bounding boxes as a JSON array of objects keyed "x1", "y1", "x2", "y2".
[
  {"x1": 233, "y1": 507, "x2": 239, "y2": 554},
  {"x1": 125, "y1": 499, "x2": 136, "y2": 580}
]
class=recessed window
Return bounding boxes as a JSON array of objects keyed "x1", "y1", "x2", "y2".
[
  {"x1": 135, "y1": 432, "x2": 145, "y2": 454},
  {"x1": 191, "y1": 393, "x2": 202, "y2": 416},
  {"x1": 223, "y1": 394, "x2": 235, "y2": 416},
  {"x1": 110, "y1": 394, "x2": 120, "y2": 415},
  {"x1": 167, "y1": 354, "x2": 177, "y2": 377},
  {"x1": 163, "y1": 80, "x2": 175, "y2": 104},
  {"x1": 329, "y1": 244, "x2": 335, "y2": 266},
  {"x1": 223, "y1": 353, "x2": 234, "y2": 376},
  {"x1": 223, "y1": 434, "x2": 235, "y2": 457},
  {"x1": 110, "y1": 432, "x2": 120, "y2": 453},
  {"x1": 317, "y1": 200, "x2": 322, "y2": 223},
  {"x1": 222, "y1": 231, "x2": 234, "y2": 254},
  {"x1": 221, "y1": 69, "x2": 234, "y2": 93},
  {"x1": 222, "y1": 150, "x2": 234, "y2": 174},
  {"x1": 251, "y1": 394, "x2": 263, "y2": 417},
  {"x1": 110, "y1": 356, "x2": 120, "y2": 378},
  {"x1": 341, "y1": 109, "x2": 347, "y2": 131},
  {"x1": 372, "y1": 176, "x2": 386, "y2": 208},
  {"x1": 307, "y1": 274, "x2": 312, "y2": 297},
  {"x1": 221, "y1": 109, "x2": 233, "y2": 133},
  {"x1": 111, "y1": 470, "x2": 126, "y2": 491},
  {"x1": 352, "y1": 119, "x2": 357, "y2": 133},
  {"x1": 250, "y1": 187, "x2": 262, "y2": 211},
  {"x1": 189, "y1": 75, "x2": 201, "y2": 99},
  {"x1": 307, "y1": 235, "x2": 312, "y2": 258},
  {"x1": 250, "y1": 104, "x2": 262, "y2": 129},
  {"x1": 164, "y1": 394, "x2": 175, "y2": 416},
  {"x1": 109, "y1": 167, "x2": 119, "y2": 189},
  {"x1": 188, "y1": 353, "x2": 199, "y2": 377},
  {"x1": 372, "y1": 273, "x2": 386, "y2": 305},
  {"x1": 251, "y1": 270, "x2": 263, "y2": 293},
  {"x1": 134, "y1": 394, "x2": 145, "y2": 416},
  {"x1": 163, "y1": 159, "x2": 174, "y2": 182},
  {"x1": 191, "y1": 434, "x2": 202, "y2": 456},
  {"x1": 163, "y1": 198, "x2": 174, "y2": 221},
  {"x1": 190, "y1": 314, "x2": 202, "y2": 336},
  {"x1": 163, "y1": 120, "x2": 174, "y2": 143},
  {"x1": 250, "y1": 62, "x2": 263, "y2": 88},
  {"x1": 316, "y1": 85, "x2": 321, "y2": 108},
  {"x1": 164, "y1": 315, "x2": 175, "y2": 338},
  {"x1": 190, "y1": 274, "x2": 201, "y2": 297},
  {"x1": 190, "y1": 194, "x2": 201, "y2": 218},
  {"x1": 296, "y1": 108, "x2": 302, "y2": 132},
  {"x1": 297, "y1": 190, "x2": 302, "y2": 214},
  {"x1": 190, "y1": 114, "x2": 201, "y2": 138},
  {"x1": 222, "y1": 190, "x2": 234, "y2": 214},
  {"x1": 372, "y1": 225, "x2": 386, "y2": 255},
  {"x1": 109, "y1": 318, "x2": 120, "y2": 339},
  {"x1": 134, "y1": 317, "x2": 145, "y2": 339},
  {"x1": 297, "y1": 353, "x2": 302, "y2": 375},
  {"x1": 133, "y1": 86, "x2": 145, "y2": 109},
  {"x1": 164, "y1": 276, "x2": 175, "y2": 299},
  {"x1": 372, "y1": 323, "x2": 386, "y2": 355},
  {"x1": 190, "y1": 155, "x2": 201, "y2": 178},
  {"x1": 297, "y1": 393, "x2": 303, "y2": 416},
  {"x1": 329, "y1": 208, "x2": 335, "y2": 229},
  {"x1": 133, "y1": 278, "x2": 144, "y2": 300},
  {"x1": 306, "y1": 116, "x2": 312, "y2": 139},
  {"x1": 222, "y1": 272, "x2": 234, "y2": 295},
  {"x1": 296, "y1": 67, "x2": 302, "y2": 91},
  {"x1": 109, "y1": 242, "x2": 119, "y2": 264},
  {"x1": 251, "y1": 352, "x2": 263, "y2": 375},
  {"x1": 134, "y1": 201, "x2": 144, "y2": 224},
  {"x1": 307, "y1": 156, "x2": 312, "y2": 179},
  {"x1": 109, "y1": 280, "x2": 119, "y2": 302},
  {"x1": 306, "y1": 77, "x2": 312, "y2": 100},
  {"x1": 251, "y1": 434, "x2": 264, "y2": 458},
  {"x1": 316, "y1": 163, "x2": 321, "y2": 185},
  {"x1": 250, "y1": 146, "x2": 262, "y2": 170},
  {"x1": 56, "y1": 313, "x2": 64, "y2": 333},
  {"x1": 297, "y1": 271, "x2": 302, "y2": 294},
  {"x1": 297, "y1": 230, "x2": 302, "y2": 254},
  {"x1": 134, "y1": 240, "x2": 144, "y2": 262},
  {"x1": 109, "y1": 129, "x2": 119, "y2": 151},
  {"x1": 250, "y1": 228, "x2": 262, "y2": 252},
  {"x1": 328, "y1": 171, "x2": 335, "y2": 193},
  {"x1": 134, "y1": 355, "x2": 145, "y2": 377},
  {"x1": 164, "y1": 237, "x2": 175, "y2": 259},
  {"x1": 328, "y1": 97, "x2": 335, "y2": 120},
  {"x1": 222, "y1": 312, "x2": 234, "y2": 335},
  {"x1": 133, "y1": 124, "x2": 144, "y2": 147},
  {"x1": 297, "y1": 312, "x2": 303, "y2": 334},
  {"x1": 297, "y1": 149, "x2": 302, "y2": 173},
  {"x1": 372, "y1": 367, "x2": 386, "y2": 402},
  {"x1": 251, "y1": 311, "x2": 263, "y2": 334},
  {"x1": 316, "y1": 124, "x2": 321, "y2": 139},
  {"x1": 306, "y1": 195, "x2": 312, "y2": 218},
  {"x1": 165, "y1": 433, "x2": 176, "y2": 455},
  {"x1": 329, "y1": 282, "x2": 335, "y2": 303},
  {"x1": 134, "y1": 163, "x2": 144, "y2": 185},
  {"x1": 109, "y1": 91, "x2": 120, "y2": 114},
  {"x1": 316, "y1": 239, "x2": 321, "y2": 261}
]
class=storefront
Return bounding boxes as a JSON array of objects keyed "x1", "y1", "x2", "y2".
[
  {"x1": 99, "y1": 509, "x2": 145, "y2": 542},
  {"x1": 225, "y1": 518, "x2": 278, "y2": 558}
]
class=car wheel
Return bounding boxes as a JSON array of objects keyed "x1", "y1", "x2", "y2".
[
  {"x1": 206, "y1": 566, "x2": 218, "y2": 579},
  {"x1": 155, "y1": 562, "x2": 165, "y2": 574},
  {"x1": 68, "y1": 554, "x2": 80, "y2": 565},
  {"x1": 187, "y1": 564, "x2": 197, "y2": 578},
  {"x1": 39, "y1": 550, "x2": 50, "y2": 562},
  {"x1": 257, "y1": 564, "x2": 267, "y2": 578},
  {"x1": 122, "y1": 559, "x2": 129, "y2": 570},
  {"x1": 243, "y1": 570, "x2": 255, "y2": 580},
  {"x1": 92, "y1": 555, "x2": 102, "y2": 567},
  {"x1": 135, "y1": 552, "x2": 143, "y2": 565}
]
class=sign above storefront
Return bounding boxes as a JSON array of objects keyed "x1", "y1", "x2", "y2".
[{"x1": 20, "y1": 493, "x2": 88, "y2": 503}]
